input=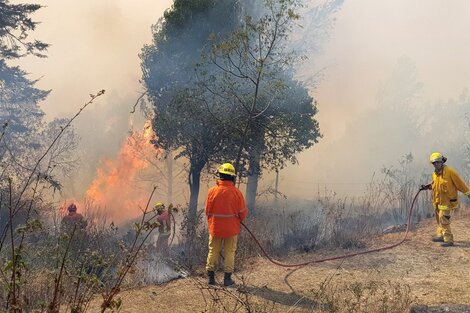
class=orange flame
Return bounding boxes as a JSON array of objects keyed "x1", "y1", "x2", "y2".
[{"x1": 84, "y1": 122, "x2": 160, "y2": 223}]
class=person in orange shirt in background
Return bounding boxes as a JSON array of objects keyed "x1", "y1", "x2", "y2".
[
  {"x1": 61, "y1": 203, "x2": 87, "y2": 234},
  {"x1": 205, "y1": 163, "x2": 248, "y2": 286}
]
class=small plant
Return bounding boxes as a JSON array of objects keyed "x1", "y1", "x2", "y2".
[{"x1": 310, "y1": 279, "x2": 414, "y2": 313}]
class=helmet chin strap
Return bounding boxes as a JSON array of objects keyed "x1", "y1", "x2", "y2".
[{"x1": 434, "y1": 163, "x2": 444, "y2": 174}]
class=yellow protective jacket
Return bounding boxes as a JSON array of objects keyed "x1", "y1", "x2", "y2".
[{"x1": 432, "y1": 165, "x2": 470, "y2": 210}]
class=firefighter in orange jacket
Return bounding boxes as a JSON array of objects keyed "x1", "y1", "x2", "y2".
[
  {"x1": 421, "y1": 152, "x2": 470, "y2": 247},
  {"x1": 205, "y1": 163, "x2": 248, "y2": 286},
  {"x1": 61, "y1": 203, "x2": 87, "y2": 234}
]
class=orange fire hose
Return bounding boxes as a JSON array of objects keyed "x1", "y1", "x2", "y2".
[{"x1": 241, "y1": 189, "x2": 422, "y2": 268}]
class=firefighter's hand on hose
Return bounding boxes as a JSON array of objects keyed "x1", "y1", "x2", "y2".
[
  {"x1": 168, "y1": 203, "x2": 179, "y2": 213},
  {"x1": 420, "y1": 184, "x2": 431, "y2": 191}
]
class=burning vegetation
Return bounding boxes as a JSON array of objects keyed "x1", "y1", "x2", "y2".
[
  {"x1": 2, "y1": 0, "x2": 470, "y2": 312},
  {"x1": 84, "y1": 123, "x2": 159, "y2": 223}
]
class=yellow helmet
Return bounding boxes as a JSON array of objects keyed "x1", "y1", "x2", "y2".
[
  {"x1": 217, "y1": 163, "x2": 236, "y2": 176},
  {"x1": 154, "y1": 202, "x2": 165, "y2": 212},
  {"x1": 429, "y1": 152, "x2": 446, "y2": 163}
]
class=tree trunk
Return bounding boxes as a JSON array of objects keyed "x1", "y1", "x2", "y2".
[
  {"x1": 165, "y1": 151, "x2": 173, "y2": 203},
  {"x1": 274, "y1": 169, "x2": 279, "y2": 204},
  {"x1": 246, "y1": 148, "x2": 262, "y2": 212},
  {"x1": 245, "y1": 124, "x2": 265, "y2": 212},
  {"x1": 187, "y1": 162, "x2": 203, "y2": 239}
]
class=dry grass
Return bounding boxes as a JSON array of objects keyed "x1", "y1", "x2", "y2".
[{"x1": 84, "y1": 209, "x2": 470, "y2": 312}]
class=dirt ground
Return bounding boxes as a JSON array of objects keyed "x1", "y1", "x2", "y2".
[{"x1": 89, "y1": 210, "x2": 470, "y2": 312}]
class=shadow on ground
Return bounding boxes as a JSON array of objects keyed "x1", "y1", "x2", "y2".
[
  {"x1": 411, "y1": 304, "x2": 470, "y2": 313},
  {"x1": 454, "y1": 241, "x2": 470, "y2": 248},
  {"x1": 239, "y1": 285, "x2": 322, "y2": 310}
]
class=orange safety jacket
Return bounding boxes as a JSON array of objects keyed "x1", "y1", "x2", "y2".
[
  {"x1": 432, "y1": 165, "x2": 470, "y2": 210},
  {"x1": 205, "y1": 180, "x2": 248, "y2": 238},
  {"x1": 61, "y1": 212, "x2": 87, "y2": 232}
]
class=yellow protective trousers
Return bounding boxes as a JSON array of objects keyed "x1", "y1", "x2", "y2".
[
  {"x1": 206, "y1": 234, "x2": 238, "y2": 273},
  {"x1": 435, "y1": 208, "x2": 453, "y2": 243}
]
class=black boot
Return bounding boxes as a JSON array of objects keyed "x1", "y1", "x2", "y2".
[
  {"x1": 223, "y1": 272, "x2": 234, "y2": 286},
  {"x1": 432, "y1": 236, "x2": 444, "y2": 242},
  {"x1": 208, "y1": 271, "x2": 215, "y2": 285}
]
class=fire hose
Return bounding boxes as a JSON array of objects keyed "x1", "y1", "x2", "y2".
[{"x1": 240, "y1": 189, "x2": 422, "y2": 268}]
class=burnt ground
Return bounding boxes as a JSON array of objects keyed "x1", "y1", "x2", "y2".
[{"x1": 88, "y1": 210, "x2": 470, "y2": 312}]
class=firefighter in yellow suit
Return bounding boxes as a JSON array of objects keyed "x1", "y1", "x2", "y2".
[{"x1": 421, "y1": 152, "x2": 470, "y2": 247}]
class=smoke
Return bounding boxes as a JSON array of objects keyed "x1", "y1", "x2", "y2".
[
  {"x1": 8, "y1": 0, "x2": 173, "y2": 218},
  {"x1": 12, "y1": 0, "x2": 173, "y2": 117},
  {"x1": 10, "y1": 0, "x2": 470, "y2": 212},
  {"x1": 247, "y1": 0, "x2": 470, "y2": 201}
]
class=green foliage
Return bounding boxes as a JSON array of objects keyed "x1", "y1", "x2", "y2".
[
  {"x1": 162, "y1": 0, "x2": 219, "y2": 31},
  {"x1": 141, "y1": 0, "x2": 323, "y2": 212},
  {"x1": 0, "y1": 0, "x2": 70, "y2": 182},
  {"x1": 199, "y1": 0, "x2": 320, "y2": 176},
  {"x1": 4, "y1": 247, "x2": 26, "y2": 272},
  {"x1": 0, "y1": 0, "x2": 48, "y2": 59},
  {"x1": 255, "y1": 77, "x2": 321, "y2": 171},
  {"x1": 0, "y1": 60, "x2": 49, "y2": 156},
  {"x1": 0, "y1": 0, "x2": 49, "y2": 139},
  {"x1": 15, "y1": 219, "x2": 43, "y2": 234},
  {"x1": 141, "y1": 0, "x2": 240, "y2": 153},
  {"x1": 140, "y1": 0, "x2": 242, "y2": 235},
  {"x1": 142, "y1": 0, "x2": 321, "y2": 174}
]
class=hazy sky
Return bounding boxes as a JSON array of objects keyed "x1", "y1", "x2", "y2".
[
  {"x1": 15, "y1": 0, "x2": 173, "y2": 117},
  {"x1": 282, "y1": 0, "x2": 470, "y2": 197},
  {"x1": 311, "y1": 0, "x2": 470, "y2": 140},
  {"x1": 11, "y1": 0, "x2": 470, "y2": 200}
]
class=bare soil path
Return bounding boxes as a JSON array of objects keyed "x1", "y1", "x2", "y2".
[{"x1": 89, "y1": 210, "x2": 470, "y2": 312}]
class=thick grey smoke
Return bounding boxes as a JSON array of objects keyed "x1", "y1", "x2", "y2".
[
  {"x1": 12, "y1": 0, "x2": 172, "y2": 202},
  {"x1": 276, "y1": 0, "x2": 470, "y2": 199},
  {"x1": 10, "y1": 0, "x2": 470, "y2": 205}
]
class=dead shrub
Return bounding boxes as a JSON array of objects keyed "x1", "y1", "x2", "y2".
[{"x1": 310, "y1": 279, "x2": 414, "y2": 313}]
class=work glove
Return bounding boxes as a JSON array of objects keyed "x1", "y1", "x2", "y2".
[{"x1": 420, "y1": 184, "x2": 431, "y2": 191}]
